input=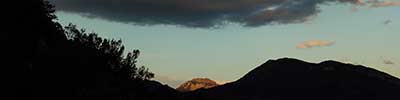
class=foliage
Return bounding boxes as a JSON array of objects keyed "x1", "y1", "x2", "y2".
[
  {"x1": 8, "y1": 0, "x2": 166, "y2": 99},
  {"x1": 64, "y1": 23, "x2": 154, "y2": 80}
]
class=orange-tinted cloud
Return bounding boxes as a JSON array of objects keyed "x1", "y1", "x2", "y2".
[
  {"x1": 370, "y1": 1, "x2": 400, "y2": 7},
  {"x1": 296, "y1": 40, "x2": 334, "y2": 49}
]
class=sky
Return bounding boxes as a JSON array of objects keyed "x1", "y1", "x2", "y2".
[{"x1": 51, "y1": 0, "x2": 399, "y2": 87}]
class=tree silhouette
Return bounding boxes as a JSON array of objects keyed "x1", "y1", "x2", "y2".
[
  {"x1": 5, "y1": 0, "x2": 66, "y2": 99},
  {"x1": 5, "y1": 0, "x2": 164, "y2": 99},
  {"x1": 64, "y1": 23, "x2": 154, "y2": 80}
]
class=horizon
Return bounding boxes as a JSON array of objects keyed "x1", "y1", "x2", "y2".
[{"x1": 51, "y1": 0, "x2": 399, "y2": 88}]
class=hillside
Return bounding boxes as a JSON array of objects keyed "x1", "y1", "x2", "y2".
[{"x1": 185, "y1": 58, "x2": 400, "y2": 100}]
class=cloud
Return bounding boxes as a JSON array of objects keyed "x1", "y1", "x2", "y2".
[
  {"x1": 50, "y1": 0, "x2": 359, "y2": 28},
  {"x1": 384, "y1": 20, "x2": 392, "y2": 25},
  {"x1": 360, "y1": 0, "x2": 400, "y2": 7},
  {"x1": 296, "y1": 40, "x2": 334, "y2": 49},
  {"x1": 383, "y1": 59, "x2": 395, "y2": 65},
  {"x1": 351, "y1": 7, "x2": 359, "y2": 12},
  {"x1": 370, "y1": 0, "x2": 400, "y2": 7}
]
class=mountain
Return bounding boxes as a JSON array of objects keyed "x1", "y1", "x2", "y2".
[
  {"x1": 185, "y1": 58, "x2": 400, "y2": 100},
  {"x1": 176, "y1": 78, "x2": 219, "y2": 92},
  {"x1": 139, "y1": 80, "x2": 184, "y2": 100}
]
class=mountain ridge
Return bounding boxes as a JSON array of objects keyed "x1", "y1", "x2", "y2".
[{"x1": 185, "y1": 58, "x2": 400, "y2": 100}]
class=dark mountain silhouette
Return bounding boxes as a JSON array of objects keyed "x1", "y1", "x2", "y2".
[
  {"x1": 177, "y1": 78, "x2": 220, "y2": 92},
  {"x1": 185, "y1": 58, "x2": 400, "y2": 100}
]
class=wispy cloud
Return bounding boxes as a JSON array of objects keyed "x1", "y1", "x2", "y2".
[
  {"x1": 383, "y1": 20, "x2": 392, "y2": 25},
  {"x1": 370, "y1": 0, "x2": 400, "y2": 7},
  {"x1": 51, "y1": 0, "x2": 360, "y2": 28},
  {"x1": 357, "y1": 0, "x2": 400, "y2": 7},
  {"x1": 296, "y1": 40, "x2": 334, "y2": 49},
  {"x1": 383, "y1": 59, "x2": 395, "y2": 65}
]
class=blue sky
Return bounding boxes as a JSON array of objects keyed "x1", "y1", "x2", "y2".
[{"x1": 54, "y1": 1, "x2": 399, "y2": 87}]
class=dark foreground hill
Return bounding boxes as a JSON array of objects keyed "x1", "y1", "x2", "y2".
[{"x1": 184, "y1": 58, "x2": 400, "y2": 100}]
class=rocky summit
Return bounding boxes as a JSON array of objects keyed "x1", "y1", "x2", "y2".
[{"x1": 176, "y1": 78, "x2": 219, "y2": 92}]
